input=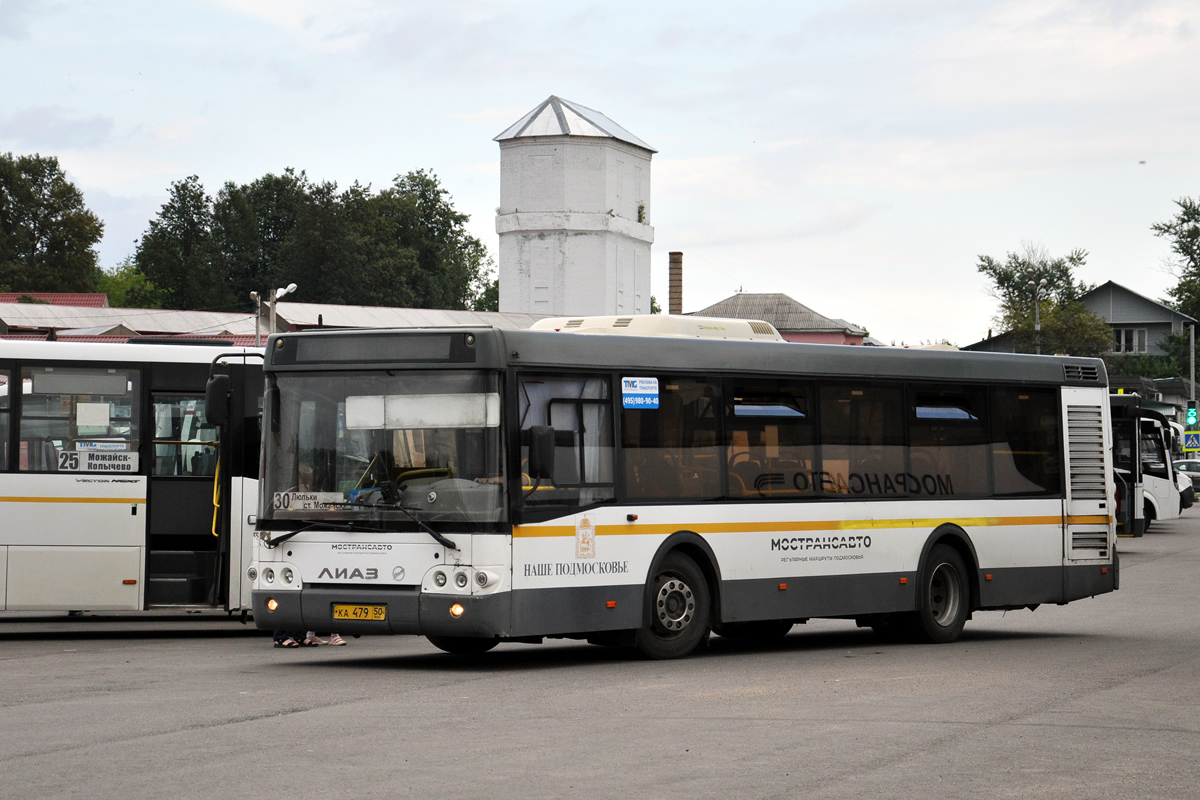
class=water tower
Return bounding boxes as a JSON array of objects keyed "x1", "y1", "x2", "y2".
[{"x1": 495, "y1": 96, "x2": 655, "y2": 316}]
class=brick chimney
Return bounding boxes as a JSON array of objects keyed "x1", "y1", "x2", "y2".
[{"x1": 669, "y1": 251, "x2": 683, "y2": 315}]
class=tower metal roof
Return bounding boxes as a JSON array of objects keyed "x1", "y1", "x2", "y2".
[{"x1": 494, "y1": 96, "x2": 656, "y2": 153}]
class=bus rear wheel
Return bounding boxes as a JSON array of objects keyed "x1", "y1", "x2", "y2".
[
  {"x1": 425, "y1": 635, "x2": 499, "y2": 655},
  {"x1": 912, "y1": 544, "x2": 969, "y2": 644},
  {"x1": 635, "y1": 552, "x2": 711, "y2": 660}
]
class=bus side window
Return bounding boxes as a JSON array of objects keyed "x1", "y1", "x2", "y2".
[
  {"x1": 519, "y1": 375, "x2": 614, "y2": 509},
  {"x1": 18, "y1": 366, "x2": 141, "y2": 472},
  {"x1": 622, "y1": 378, "x2": 722, "y2": 501},
  {"x1": 152, "y1": 395, "x2": 219, "y2": 477},
  {"x1": 818, "y1": 384, "x2": 905, "y2": 496},
  {"x1": 908, "y1": 385, "x2": 989, "y2": 498},
  {"x1": 990, "y1": 387, "x2": 1061, "y2": 495},
  {"x1": 0, "y1": 370, "x2": 8, "y2": 470},
  {"x1": 1140, "y1": 421, "x2": 1168, "y2": 479},
  {"x1": 725, "y1": 380, "x2": 815, "y2": 498}
]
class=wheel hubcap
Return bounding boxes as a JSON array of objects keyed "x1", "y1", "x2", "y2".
[
  {"x1": 928, "y1": 563, "x2": 961, "y2": 627},
  {"x1": 655, "y1": 577, "x2": 695, "y2": 632}
]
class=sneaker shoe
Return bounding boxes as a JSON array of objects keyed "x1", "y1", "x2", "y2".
[{"x1": 328, "y1": 634, "x2": 347, "y2": 646}]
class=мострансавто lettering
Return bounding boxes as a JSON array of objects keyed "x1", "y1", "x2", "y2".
[
  {"x1": 771, "y1": 535, "x2": 872, "y2": 551},
  {"x1": 792, "y1": 471, "x2": 953, "y2": 495}
]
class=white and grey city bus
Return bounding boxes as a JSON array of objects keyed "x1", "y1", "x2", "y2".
[
  {"x1": 237, "y1": 317, "x2": 1117, "y2": 658},
  {"x1": 1111, "y1": 394, "x2": 1184, "y2": 536},
  {"x1": 0, "y1": 339, "x2": 261, "y2": 614}
]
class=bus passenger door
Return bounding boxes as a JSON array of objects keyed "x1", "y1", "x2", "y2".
[
  {"x1": 145, "y1": 393, "x2": 222, "y2": 607},
  {"x1": 1062, "y1": 387, "x2": 1113, "y2": 562}
]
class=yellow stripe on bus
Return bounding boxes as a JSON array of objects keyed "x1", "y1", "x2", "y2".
[
  {"x1": 0, "y1": 496, "x2": 146, "y2": 504},
  {"x1": 514, "y1": 514, "x2": 1111, "y2": 538}
]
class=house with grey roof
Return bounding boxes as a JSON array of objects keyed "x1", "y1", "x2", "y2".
[
  {"x1": 690, "y1": 292, "x2": 869, "y2": 345},
  {"x1": 965, "y1": 280, "x2": 1196, "y2": 356}
]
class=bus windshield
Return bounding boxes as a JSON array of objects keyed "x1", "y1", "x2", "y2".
[{"x1": 263, "y1": 370, "x2": 506, "y2": 527}]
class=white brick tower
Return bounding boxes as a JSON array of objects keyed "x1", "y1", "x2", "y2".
[{"x1": 494, "y1": 96, "x2": 655, "y2": 316}]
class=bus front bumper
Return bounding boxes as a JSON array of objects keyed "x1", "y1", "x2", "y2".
[{"x1": 251, "y1": 587, "x2": 510, "y2": 638}]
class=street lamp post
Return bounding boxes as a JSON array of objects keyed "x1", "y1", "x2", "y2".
[
  {"x1": 268, "y1": 283, "x2": 297, "y2": 341},
  {"x1": 249, "y1": 291, "x2": 262, "y2": 347},
  {"x1": 1027, "y1": 277, "x2": 1048, "y2": 355}
]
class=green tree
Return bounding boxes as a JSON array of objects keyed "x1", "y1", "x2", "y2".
[
  {"x1": 133, "y1": 167, "x2": 495, "y2": 313},
  {"x1": 1153, "y1": 197, "x2": 1200, "y2": 321},
  {"x1": 977, "y1": 244, "x2": 1112, "y2": 357},
  {"x1": 0, "y1": 152, "x2": 103, "y2": 292},
  {"x1": 135, "y1": 176, "x2": 226, "y2": 310},
  {"x1": 95, "y1": 255, "x2": 164, "y2": 308}
]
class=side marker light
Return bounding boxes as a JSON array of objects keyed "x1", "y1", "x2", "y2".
[
  {"x1": 1101, "y1": 567, "x2": 1109, "y2": 574},
  {"x1": 627, "y1": 514, "x2": 638, "y2": 522},
  {"x1": 606, "y1": 601, "x2": 617, "y2": 608},
  {"x1": 123, "y1": 579, "x2": 137, "y2": 585},
  {"x1": 778, "y1": 583, "x2": 787, "y2": 591},
  {"x1": 449, "y1": 603, "x2": 465, "y2": 618},
  {"x1": 899, "y1": 577, "x2": 908, "y2": 584},
  {"x1": 985, "y1": 574, "x2": 994, "y2": 581}
]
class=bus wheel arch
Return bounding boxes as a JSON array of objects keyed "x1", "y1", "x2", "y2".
[
  {"x1": 911, "y1": 525, "x2": 976, "y2": 643},
  {"x1": 919, "y1": 524, "x2": 981, "y2": 614},
  {"x1": 636, "y1": 532, "x2": 721, "y2": 659}
]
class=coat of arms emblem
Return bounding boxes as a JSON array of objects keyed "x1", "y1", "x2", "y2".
[{"x1": 575, "y1": 515, "x2": 596, "y2": 559}]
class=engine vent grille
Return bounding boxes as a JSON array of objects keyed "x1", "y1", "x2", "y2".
[
  {"x1": 1067, "y1": 405, "x2": 1106, "y2": 500},
  {"x1": 612, "y1": 317, "x2": 633, "y2": 328},
  {"x1": 1071, "y1": 529, "x2": 1108, "y2": 556},
  {"x1": 563, "y1": 319, "x2": 584, "y2": 329},
  {"x1": 1064, "y1": 364, "x2": 1101, "y2": 383},
  {"x1": 749, "y1": 321, "x2": 776, "y2": 336}
]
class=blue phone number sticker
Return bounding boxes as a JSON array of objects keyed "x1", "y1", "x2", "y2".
[{"x1": 622, "y1": 377, "x2": 659, "y2": 409}]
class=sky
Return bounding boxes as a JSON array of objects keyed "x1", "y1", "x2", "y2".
[{"x1": 2, "y1": 0, "x2": 1198, "y2": 346}]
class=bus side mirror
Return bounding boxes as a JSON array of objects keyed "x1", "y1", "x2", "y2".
[
  {"x1": 528, "y1": 425, "x2": 556, "y2": 480},
  {"x1": 205, "y1": 375, "x2": 231, "y2": 427}
]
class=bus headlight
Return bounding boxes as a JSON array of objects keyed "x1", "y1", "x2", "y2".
[
  {"x1": 247, "y1": 566, "x2": 258, "y2": 582},
  {"x1": 263, "y1": 568, "x2": 275, "y2": 584},
  {"x1": 434, "y1": 571, "x2": 447, "y2": 587},
  {"x1": 455, "y1": 572, "x2": 469, "y2": 589},
  {"x1": 266, "y1": 598, "x2": 278, "y2": 612},
  {"x1": 475, "y1": 571, "x2": 489, "y2": 587},
  {"x1": 281, "y1": 567, "x2": 294, "y2": 584}
]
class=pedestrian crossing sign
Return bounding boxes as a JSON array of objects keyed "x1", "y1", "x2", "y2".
[{"x1": 1185, "y1": 432, "x2": 1200, "y2": 452}]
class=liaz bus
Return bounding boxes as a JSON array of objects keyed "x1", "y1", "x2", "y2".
[
  {"x1": 234, "y1": 317, "x2": 1117, "y2": 659},
  {"x1": 0, "y1": 339, "x2": 261, "y2": 615}
]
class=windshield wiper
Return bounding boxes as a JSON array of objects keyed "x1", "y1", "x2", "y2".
[
  {"x1": 258, "y1": 520, "x2": 391, "y2": 549},
  {"x1": 392, "y1": 503, "x2": 459, "y2": 551}
]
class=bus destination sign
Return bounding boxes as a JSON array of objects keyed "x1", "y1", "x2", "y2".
[{"x1": 56, "y1": 451, "x2": 139, "y2": 473}]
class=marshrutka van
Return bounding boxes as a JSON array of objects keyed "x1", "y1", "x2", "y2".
[{"x1": 217, "y1": 317, "x2": 1117, "y2": 659}]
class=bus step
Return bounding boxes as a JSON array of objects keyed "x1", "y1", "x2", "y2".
[
  {"x1": 147, "y1": 550, "x2": 216, "y2": 578},
  {"x1": 146, "y1": 576, "x2": 214, "y2": 606}
]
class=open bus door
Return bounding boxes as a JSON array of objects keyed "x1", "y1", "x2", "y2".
[
  {"x1": 1111, "y1": 396, "x2": 1145, "y2": 538},
  {"x1": 204, "y1": 353, "x2": 263, "y2": 614}
]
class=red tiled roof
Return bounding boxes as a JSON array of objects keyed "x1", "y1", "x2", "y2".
[
  {"x1": 1, "y1": 334, "x2": 260, "y2": 347},
  {"x1": 0, "y1": 293, "x2": 110, "y2": 307}
]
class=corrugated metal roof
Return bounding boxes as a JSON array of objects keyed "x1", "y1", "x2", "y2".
[
  {"x1": 494, "y1": 96, "x2": 656, "y2": 153},
  {"x1": 0, "y1": 293, "x2": 109, "y2": 307},
  {"x1": 0, "y1": 303, "x2": 257, "y2": 336},
  {"x1": 690, "y1": 293, "x2": 864, "y2": 334},
  {"x1": 275, "y1": 303, "x2": 549, "y2": 331}
]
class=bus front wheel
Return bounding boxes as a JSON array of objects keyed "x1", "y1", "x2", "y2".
[
  {"x1": 912, "y1": 544, "x2": 969, "y2": 644},
  {"x1": 635, "y1": 552, "x2": 711, "y2": 659},
  {"x1": 425, "y1": 635, "x2": 499, "y2": 655}
]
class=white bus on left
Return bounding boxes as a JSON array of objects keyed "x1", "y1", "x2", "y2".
[{"x1": 0, "y1": 339, "x2": 260, "y2": 614}]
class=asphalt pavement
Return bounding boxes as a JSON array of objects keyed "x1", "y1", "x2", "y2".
[{"x1": 2, "y1": 515, "x2": 1198, "y2": 800}]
